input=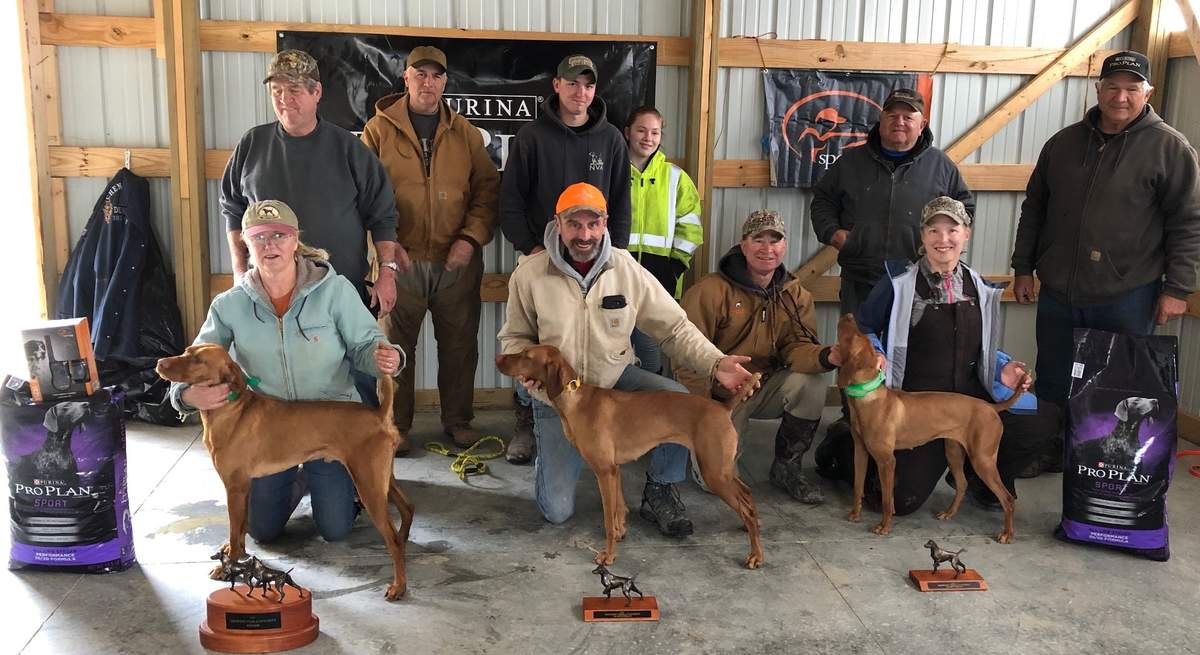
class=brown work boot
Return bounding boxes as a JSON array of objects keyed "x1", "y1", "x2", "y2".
[
  {"x1": 506, "y1": 396, "x2": 535, "y2": 465},
  {"x1": 445, "y1": 423, "x2": 482, "y2": 449},
  {"x1": 393, "y1": 429, "x2": 411, "y2": 457}
]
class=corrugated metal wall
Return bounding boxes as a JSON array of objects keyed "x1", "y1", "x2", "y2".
[
  {"x1": 714, "y1": 0, "x2": 1130, "y2": 378},
  {"x1": 46, "y1": 0, "x2": 1198, "y2": 412}
]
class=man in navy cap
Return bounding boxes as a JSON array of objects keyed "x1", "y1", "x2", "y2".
[{"x1": 1011, "y1": 50, "x2": 1200, "y2": 454}]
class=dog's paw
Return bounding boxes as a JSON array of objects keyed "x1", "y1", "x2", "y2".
[
  {"x1": 593, "y1": 551, "x2": 615, "y2": 566},
  {"x1": 744, "y1": 552, "x2": 763, "y2": 569},
  {"x1": 385, "y1": 581, "x2": 407, "y2": 600},
  {"x1": 846, "y1": 509, "x2": 861, "y2": 523},
  {"x1": 209, "y1": 563, "x2": 227, "y2": 580},
  {"x1": 995, "y1": 531, "x2": 1014, "y2": 544},
  {"x1": 870, "y1": 522, "x2": 891, "y2": 536},
  {"x1": 935, "y1": 510, "x2": 956, "y2": 521}
]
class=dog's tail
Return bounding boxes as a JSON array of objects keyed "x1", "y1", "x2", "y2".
[
  {"x1": 723, "y1": 372, "x2": 763, "y2": 412},
  {"x1": 376, "y1": 342, "x2": 396, "y2": 425},
  {"x1": 990, "y1": 373, "x2": 1032, "y2": 415}
]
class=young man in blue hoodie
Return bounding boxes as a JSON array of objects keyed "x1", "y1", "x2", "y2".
[{"x1": 499, "y1": 54, "x2": 633, "y2": 464}]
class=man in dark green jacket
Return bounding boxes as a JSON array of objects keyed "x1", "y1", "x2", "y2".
[{"x1": 1011, "y1": 50, "x2": 1200, "y2": 408}]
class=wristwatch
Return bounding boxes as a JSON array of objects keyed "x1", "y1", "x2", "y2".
[{"x1": 380, "y1": 261, "x2": 399, "y2": 273}]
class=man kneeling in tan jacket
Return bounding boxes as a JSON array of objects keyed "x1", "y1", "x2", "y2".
[{"x1": 498, "y1": 183, "x2": 754, "y2": 536}]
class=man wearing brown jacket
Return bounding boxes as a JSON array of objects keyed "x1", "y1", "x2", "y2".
[
  {"x1": 361, "y1": 46, "x2": 501, "y2": 454},
  {"x1": 679, "y1": 210, "x2": 836, "y2": 504}
]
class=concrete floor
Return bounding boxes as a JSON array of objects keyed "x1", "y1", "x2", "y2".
[{"x1": 4, "y1": 407, "x2": 1200, "y2": 655}]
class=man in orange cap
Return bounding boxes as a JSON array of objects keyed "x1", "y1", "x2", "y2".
[{"x1": 498, "y1": 183, "x2": 755, "y2": 536}]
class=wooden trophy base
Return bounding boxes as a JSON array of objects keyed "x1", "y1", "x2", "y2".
[
  {"x1": 199, "y1": 584, "x2": 319, "y2": 653},
  {"x1": 582, "y1": 596, "x2": 660, "y2": 622},
  {"x1": 909, "y1": 569, "x2": 988, "y2": 592}
]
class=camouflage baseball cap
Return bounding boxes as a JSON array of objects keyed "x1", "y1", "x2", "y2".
[
  {"x1": 882, "y1": 88, "x2": 925, "y2": 114},
  {"x1": 263, "y1": 49, "x2": 320, "y2": 85},
  {"x1": 921, "y1": 196, "x2": 971, "y2": 227},
  {"x1": 741, "y1": 209, "x2": 787, "y2": 239}
]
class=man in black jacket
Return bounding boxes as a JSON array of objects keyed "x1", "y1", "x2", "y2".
[
  {"x1": 1011, "y1": 51, "x2": 1200, "y2": 408},
  {"x1": 810, "y1": 88, "x2": 974, "y2": 438},
  {"x1": 498, "y1": 54, "x2": 633, "y2": 464}
]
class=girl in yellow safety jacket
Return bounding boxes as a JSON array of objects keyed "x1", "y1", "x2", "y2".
[{"x1": 624, "y1": 106, "x2": 704, "y2": 373}]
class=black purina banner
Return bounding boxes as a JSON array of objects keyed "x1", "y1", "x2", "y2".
[
  {"x1": 763, "y1": 70, "x2": 931, "y2": 188},
  {"x1": 277, "y1": 32, "x2": 657, "y2": 171}
]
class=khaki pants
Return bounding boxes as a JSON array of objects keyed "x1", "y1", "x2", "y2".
[
  {"x1": 381, "y1": 252, "x2": 482, "y2": 431},
  {"x1": 731, "y1": 370, "x2": 826, "y2": 438}
]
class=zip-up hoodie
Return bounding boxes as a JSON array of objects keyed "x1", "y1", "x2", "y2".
[
  {"x1": 811, "y1": 125, "x2": 975, "y2": 285},
  {"x1": 1011, "y1": 105, "x2": 1200, "y2": 305},
  {"x1": 361, "y1": 93, "x2": 499, "y2": 263},
  {"x1": 168, "y1": 258, "x2": 403, "y2": 412},
  {"x1": 678, "y1": 247, "x2": 830, "y2": 398},
  {"x1": 499, "y1": 95, "x2": 631, "y2": 254}
]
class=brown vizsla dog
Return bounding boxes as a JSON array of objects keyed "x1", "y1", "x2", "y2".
[
  {"x1": 494, "y1": 345, "x2": 764, "y2": 569},
  {"x1": 835, "y1": 314, "x2": 1030, "y2": 544},
  {"x1": 156, "y1": 343, "x2": 415, "y2": 600}
]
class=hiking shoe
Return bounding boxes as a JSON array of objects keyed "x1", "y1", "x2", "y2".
[
  {"x1": 640, "y1": 479, "x2": 694, "y2": 537},
  {"x1": 769, "y1": 458, "x2": 825, "y2": 504},
  {"x1": 506, "y1": 399, "x2": 535, "y2": 464},
  {"x1": 445, "y1": 423, "x2": 482, "y2": 449}
]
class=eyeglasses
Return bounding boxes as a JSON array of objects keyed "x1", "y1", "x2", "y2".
[{"x1": 248, "y1": 231, "x2": 294, "y2": 244}]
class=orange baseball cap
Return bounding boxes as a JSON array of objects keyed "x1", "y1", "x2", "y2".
[{"x1": 555, "y1": 182, "x2": 608, "y2": 218}]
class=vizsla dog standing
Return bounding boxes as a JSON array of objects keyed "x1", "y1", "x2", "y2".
[
  {"x1": 495, "y1": 345, "x2": 763, "y2": 568},
  {"x1": 157, "y1": 343, "x2": 415, "y2": 600},
  {"x1": 835, "y1": 314, "x2": 1029, "y2": 543}
]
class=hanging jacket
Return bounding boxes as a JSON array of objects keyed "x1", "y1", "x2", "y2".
[
  {"x1": 628, "y1": 151, "x2": 703, "y2": 298},
  {"x1": 498, "y1": 95, "x2": 631, "y2": 254},
  {"x1": 810, "y1": 125, "x2": 975, "y2": 285},
  {"x1": 361, "y1": 93, "x2": 500, "y2": 263},
  {"x1": 1011, "y1": 105, "x2": 1200, "y2": 306},
  {"x1": 678, "y1": 246, "x2": 832, "y2": 399}
]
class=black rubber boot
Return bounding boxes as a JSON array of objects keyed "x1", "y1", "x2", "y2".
[
  {"x1": 640, "y1": 477, "x2": 694, "y2": 537},
  {"x1": 769, "y1": 414, "x2": 824, "y2": 504}
]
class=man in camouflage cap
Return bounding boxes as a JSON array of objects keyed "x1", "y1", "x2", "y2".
[
  {"x1": 679, "y1": 209, "x2": 835, "y2": 504},
  {"x1": 220, "y1": 48, "x2": 400, "y2": 404}
]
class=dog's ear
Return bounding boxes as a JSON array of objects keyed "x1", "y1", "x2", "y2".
[
  {"x1": 1115, "y1": 398, "x2": 1130, "y2": 422},
  {"x1": 217, "y1": 352, "x2": 247, "y2": 392}
]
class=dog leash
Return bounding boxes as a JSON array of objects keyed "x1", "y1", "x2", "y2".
[
  {"x1": 1177, "y1": 450, "x2": 1200, "y2": 479},
  {"x1": 424, "y1": 436, "x2": 507, "y2": 482}
]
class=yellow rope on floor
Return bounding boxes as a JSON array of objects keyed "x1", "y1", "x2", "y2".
[{"x1": 423, "y1": 436, "x2": 507, "y2": 481}]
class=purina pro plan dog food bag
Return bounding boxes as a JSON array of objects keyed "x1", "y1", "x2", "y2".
[
  {"x1": 1057, "y1": 328, "x2": 1178, "y2": 561},
  {"x1": 2, "y1": 386, "x2": 135, "y2": 572}
]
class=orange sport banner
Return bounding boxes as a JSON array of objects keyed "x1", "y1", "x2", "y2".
[{"x1": 763, "y1": 70, "x2": 933, "y2": 188}]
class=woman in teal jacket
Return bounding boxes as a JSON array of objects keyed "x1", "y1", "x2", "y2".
[{"x1": 170, "y1": 200, "x2": 404, "y2": 544}]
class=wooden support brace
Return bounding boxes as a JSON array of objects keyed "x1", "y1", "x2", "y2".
[
  {"x1": 1177, "y1": 0, "x2": 1200, "y2": 66},
  {"x1": 943, "y1": 0, "x2": 1139, "y2": 164}
]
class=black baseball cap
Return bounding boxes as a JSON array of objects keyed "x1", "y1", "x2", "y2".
[
  {"x1": 1100, "y1": 51, "x2": 1151, "y2": 83},
  {"x1": 882, "y1": 88, "x2": 925, "y2": 114}
]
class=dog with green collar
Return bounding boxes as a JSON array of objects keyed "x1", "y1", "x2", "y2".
[{"x1": 834, "y1": 314, "x2": 1030, "y2": 544}]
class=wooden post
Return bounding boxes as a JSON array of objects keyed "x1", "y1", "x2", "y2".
[
  {"x1": 1131, "y1": 0, "x2": 1170, "y2": 90},
  {"x1": 161, "y1": 0, "x2": 209, "y2": 337},
  {"x1": 18, "y1": 0, "x2": 61, "y2": 317},
  {"x1": 685, "y1": 0, "x2": 720, "y2": 279}
]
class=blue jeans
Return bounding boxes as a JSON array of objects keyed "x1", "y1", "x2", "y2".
[
  {"x1": 532, "y1": 364, "x2": 690, "y2": 524},
  {"x1": 354, "y1": 370, "x2": 379, "y2": 407},
  {"x1": 248, "y1": 459, "x2": 359, "y2": 543},
  {"x1": 630, "y1": 328, "x2": 662, "y2": 374},
  {"x1": 1034, "y1": 280, "x2": 1159, "y2": 406}
]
